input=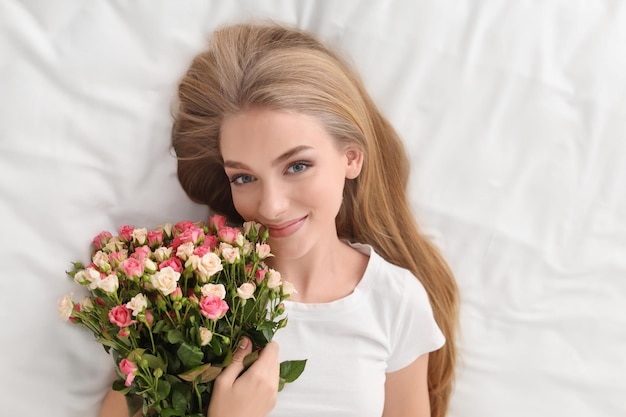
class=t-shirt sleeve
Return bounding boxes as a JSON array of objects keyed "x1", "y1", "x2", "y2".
[{"x1": 386, "y1": 273, "x2": 446, "y2": 373}]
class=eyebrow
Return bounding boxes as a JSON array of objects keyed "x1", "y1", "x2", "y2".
[{"x1": 223, "y1": 145, "x2": 313, "y2": 169}]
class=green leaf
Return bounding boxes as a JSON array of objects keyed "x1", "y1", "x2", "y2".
[
  {"x1": 156, "y1": 379, "x2": 171, "y2": 400},
  {"x1": 170, "y1": 383, "x2": 191, "y2": 411},
  {"x1": 176, "y1": 343, "x2": 204, "y2": 368},
  {"x1": 167, "y1": 329, "x2": 185, "y2": 344},
  {"x1": 161, "y1": 409, "x2": 186, "y2": 417},
  {"x1": 279, "y1": 359, "x2": 307, "y2": 383},
  {"x1": 178, "y1": 363, "x2": 223, "y2": 383},
  {"x1": 152, "y1": 320, "x2": 167, "y2": 334},
  {"x1": 142, "y1": 353, "x2": 166, "y2": 371},
  {"x1": 278, "y1": 377, "x2": 286, "y2": 392}
]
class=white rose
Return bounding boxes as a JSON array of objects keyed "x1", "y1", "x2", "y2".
[
  {"x1": 237, "y1": 282, "x2": 256, "y2": 300},
  {"x1": 151, "y1": 266, "x2": 181, "y2": 296},
  {"x1": 57, "y1": 293, "x2": 74, "y2": 321},
  {"x1": 176, "y1": 242, "x2": 195, "y2": 261},
  {"x1": 201, "y1": 283, "x2": 226, "y2": 299},
  {"x1": 199, "y1": 327, "x2": 212, "y2": 346},
  {"x1": 98, "y1": 274, "x2": 119, "y2": 293},
  {"x1": 126, "y1": 293, "x2": 148, "y2": 316},
  {"x1": 154, "y1": 246, "x2": 172, "y2": 263},
  {"x1": 132, "y1": 227, "x2": 148, "y2": 245},
  {"x1": 281, "y1": 281, "x2": 297, "y2": 296},
  {"x1": 267, "y1": 269, "x2": 282, "y2": 289}
]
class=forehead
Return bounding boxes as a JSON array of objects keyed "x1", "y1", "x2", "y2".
[{"x1": 220, "y1": 108, "x2": 337, "y2": 160}]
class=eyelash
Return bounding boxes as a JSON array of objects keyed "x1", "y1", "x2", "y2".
[
  {"x1": 286, "y1": 160, "x2": 312, "y2": 174},
  {"x1": 229, "y1": 160, "x2": 312, "y2": 185}
]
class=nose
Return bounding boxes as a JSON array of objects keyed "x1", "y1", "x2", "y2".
[{"x1": 257, "y1": 179, "x2": 289, "y2": 221}]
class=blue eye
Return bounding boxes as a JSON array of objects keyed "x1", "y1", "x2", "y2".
[
  {"x1": 231, "y1": 174, "x2": 255, "y2": 184},
  {"x1": 287, "y1": 161, "x2": 310, "y2": 174}
]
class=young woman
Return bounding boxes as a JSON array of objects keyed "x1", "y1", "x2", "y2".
[{"x1": 100, "y1": 22, "x2": 458, "y2": 417}]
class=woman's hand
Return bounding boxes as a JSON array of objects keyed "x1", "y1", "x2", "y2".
[{"x1": 207, "y1": 337, "x2": 280, "y2": 417}]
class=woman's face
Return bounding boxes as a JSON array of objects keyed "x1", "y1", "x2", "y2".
[{"x1": 220, "y1": 108, "x2": 362, "y2": 260}]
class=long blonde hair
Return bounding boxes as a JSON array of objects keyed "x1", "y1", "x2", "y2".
[{"x1": 172, "y1": 23, "x2": 459, "y2": 417}]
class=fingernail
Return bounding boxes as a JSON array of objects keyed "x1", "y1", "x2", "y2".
[{"x1": 239, "y1": 338, "x2": 248, "y2": 350}]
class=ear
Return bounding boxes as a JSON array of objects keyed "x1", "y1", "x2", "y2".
[{"x1": 344, "y1": 145, "x2": 364, "y2": 179}]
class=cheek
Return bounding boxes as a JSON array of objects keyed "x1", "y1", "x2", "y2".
[{"x1": 230, "y1": 188, "x2": 256, "y2": 220}]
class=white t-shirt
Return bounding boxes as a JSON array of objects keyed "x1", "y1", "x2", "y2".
[{"x1": 269, "y1": 243, "x2": 445, "y2": 417}]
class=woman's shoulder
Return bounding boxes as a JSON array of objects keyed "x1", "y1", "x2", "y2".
[{"x1": 349, "y1": 242, "x2": 430, "y2": 303}]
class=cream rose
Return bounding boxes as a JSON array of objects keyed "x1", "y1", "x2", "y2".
[
  {"x1": 80, "y1": 296, "x2": 94, "y2": 312},
  {"x1": 126, "y1": 293, "x2": 148, "y2": 316},
  {"x1": 267, "y1": 269, "x2": 282, "y2": 289},
  {"x1": 201, "y1": 283, "x2": 226, "y2": 300},
  {"x1": 92, "y1": 251, "x2": 111, "y2": 272},
  {"x1": 220, "y1": 245, "x2": 240, "y2": 264},
  {"x1": 153, "y1": 246, "x2": 172, "y2": 263},
  {"x1": 98, "y1": 274, "x2": 119, "y2": 293},
  {"x1": 237, "y1": 282, "x2": 256, "y2": 300},
  {"x1": 255, "y1": 243, "x2": 272, "y2": 260},
  {"x1": 57, "y1": 293, "x2": 74, "y2": 321},
  {"x1": 199, "y1": 326, "x2": 213, "y2": 346},
  {"x1": 282, "y1": 281, "x2": 297, "y2": 296},
  {"x1": 187, "y1": 252, "x2": 223, "y2": 282},
  {"x1": 105, "y1": 237, "x2": 125, "y2": 252},
  {"x1": 132, "y1": 227, "x2": 148, "y2": 245},
  {"x1": 176, "y1": 242, "x2": 195, "y2": 261},
  {"x1": 151, "y1": 266, "x2": 181, "y2": 296}
]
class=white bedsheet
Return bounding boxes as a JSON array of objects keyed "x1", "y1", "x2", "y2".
[{"x1": 1, "y1": 1, "x2": 624, "y2": 416}]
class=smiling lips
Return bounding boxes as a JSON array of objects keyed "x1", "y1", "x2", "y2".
[{"x1": 267, "y1": 216, "x2": 307, "y2": 238}]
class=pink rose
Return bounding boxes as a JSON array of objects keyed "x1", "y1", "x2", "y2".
[
  {"x1": 119, "y1": 225, "x2": 134, "y2": 242},
  {"x1": 170, "y1": 286, "x2": 183, "y2": 301},
  {"x1": 209, "y1": 215, "x2": 227, "y2": 232},
  {"x1": 145, "y1": 309, "x2": 154, "y2": 325},
  {"x1": 118, "y1": 328, "x2": 130, "y2": 338},
  {"x1": 159, "y1": 257, "x2": 182, "y2": 273},
  {"x1": 199, "y1": 295, "x2": 229, "y2": 320},
  {"x1": 174, "y1": 221, "x2": 196, "y2": 235},
  {"x1": 93, "y1": 231, "x2": 112, "y2": 250},
  {"x1": 121, "y1": 258, "x2": 144, "y2": 279},
  {"x1": 147, "y1": 230, "x2": 164, "y2": 247},
  {"x1": 108, "y1": 305, "x2": 135, "y2": 327},
  {"x1": 108, "y1": 250, "x2": 128, "y2": 267},
  {"x1": 255, "y1": 268, "x2": 268, "y2": 283},
  {"x1": 202, "y1": 235, "x2": 218, "y2": 249},
  {"x1": 218, "y1": 227, "x2": 239, "y2": 244},
  {"x1": 119, "y1": 359, "x2": 138, "y2": 387},
  {"x1": 193, "y1": 245, "x2": 211, "y2": 257},
  {"x1": 131, "y1": 245, "x2": 151, "y2": 261}
]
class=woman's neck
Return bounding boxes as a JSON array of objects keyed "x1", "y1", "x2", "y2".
[{"x1": 267, "y1": 238, "x2": 368, "y2": 303}]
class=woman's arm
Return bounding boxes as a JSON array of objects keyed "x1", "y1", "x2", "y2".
[
  {"x1": 382, "y1": 353, "x2": 431, "y2": 417},
  {"x1": 98, "y1": 389, "x2": 140, "y2": 417},
  {"x1": 97, "y1": 338, "x2": 278, "y2": 417}
]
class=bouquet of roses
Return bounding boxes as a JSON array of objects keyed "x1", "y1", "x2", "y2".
[{"x1": 58, "y1": 214, "x2": 305, "y2": 417}]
